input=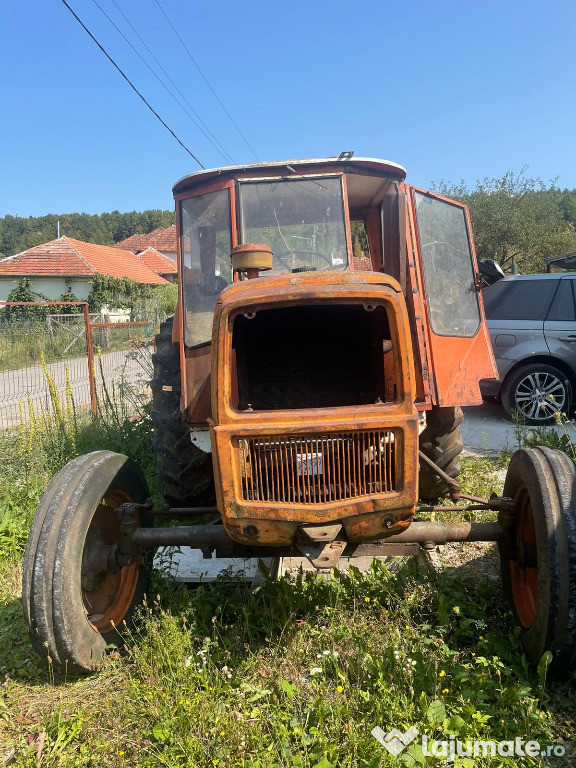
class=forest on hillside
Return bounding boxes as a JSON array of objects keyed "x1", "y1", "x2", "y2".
[
  {"x1": 433, "y1": 171, "x2": 576, "y2": 273},
  {"x1": 0, "y1": 210, "x2": 175, "y2": 258},
  {"x1": 2, "y1": 171, "x2": 576, "y2": 273}
]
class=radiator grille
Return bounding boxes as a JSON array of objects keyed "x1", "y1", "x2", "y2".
[{"x1": 239, "y1": 430, "x2": 396, "y2": 504}]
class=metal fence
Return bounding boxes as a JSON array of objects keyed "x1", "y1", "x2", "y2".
[{"x1": 0, "y1": 302, "x2": 156, "y2": 431}]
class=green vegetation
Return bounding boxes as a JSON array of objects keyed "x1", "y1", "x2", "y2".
[
  {"x1": 0, "y1": 210, "x2": 175, "y2": 259},
  {"x1": 153, "y1": 282, "x2": 179, "y2": 317},
  {"x1": 0, "y1": 409, "x2": 574, "y2": 765},
  {"x1": 521, "y1": 413, "x2": 576, "y2": 463},
  {"x1": 3, "y1": 177, "x2": 576, "y2": 276},
  {"x1": 88, "y1": 276, "x2": 178, "y2": 316},
  {"x1": 0, "y1": 279, "x2": 177, "y2": 372},
  {"x1": 87, "y1": 274, "x2": 155, "y2": 312},
  {"x1": 434, "y1": 170, "x2": 576, "y2": 274},
  {"x1": 0, "y1": 318, "x2": 85, "y2": 370},
  {"x1": 0, "y1": 313, "x2": 157, "y2": 371}
]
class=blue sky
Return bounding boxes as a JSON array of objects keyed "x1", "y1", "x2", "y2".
[{"x1": 1, "y1": 0, "x2": 575, "y2": 217}]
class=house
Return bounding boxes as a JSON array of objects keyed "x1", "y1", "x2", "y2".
[
  {"x1": 0, "y1": 236, "x2": 168, "y2": 302},
  {"x1": 114, "y1": 225, "x2": 178, "y2": 261},
  {"x1": 136, "y1": 246, "x2": 178, "y2": 282}
]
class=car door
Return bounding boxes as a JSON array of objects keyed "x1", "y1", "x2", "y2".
[
  {"x1": 485, "y1": 278, "x2": 558, "y2": 382},
  {"x1": 543, "y1": 276, "x2": 576, "y2": 373}
]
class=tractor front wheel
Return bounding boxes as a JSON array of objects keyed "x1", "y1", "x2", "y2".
[
  {"x1": 499, "y1": 447, "x2": 576, "y2": 675},
  {"x1": 22, "y1": 451, "x2": 153, "y2": 673},
  {"x1": 418, "y1": 406, "x2": 463, "y2": 500}
]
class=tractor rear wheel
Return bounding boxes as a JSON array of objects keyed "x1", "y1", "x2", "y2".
[
  {"x1": 151, "y1": 317, "x2": 215, "y2": 506},
  {"x1": 418, "y1": 406, "x2": 463, "y2": 500},
  {"x1": 499, "y1": 447, "x2": 576, "y2": 676},
  {"x1": 22, "y1": 451, "x2": 153, "y2": 673}
]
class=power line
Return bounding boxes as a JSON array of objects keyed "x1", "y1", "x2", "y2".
[
  {"x1": 108, "y1": 0, "x2": 235, "y2": 164},
  {"x1": 59, "y1": 0, "x2": 205, "y2": 168},
  {"x1": 153, "y1": 0, "x2": 259, "y2": 161},
  {"x1": 94, "y1": 0, "x2": 235, "y2": 164}
]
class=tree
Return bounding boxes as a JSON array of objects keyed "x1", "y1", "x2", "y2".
[
  {"x1": 557, "y1": 189, "x2": 576, "y2": 227},
  {"x1": 0, "y1": 210, "x2": 176, "y2": 258},
  {"x1": 433, "y1": 169, "x2": 576, "y2": 273}
]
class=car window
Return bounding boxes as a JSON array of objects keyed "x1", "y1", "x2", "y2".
[
  {"x1": 489, "y1": 280, "x2": 556, "y2": 321},
  {"x1": 482, "y1": 279, "x2": 511, "y2": 317},
  {"x1": 546, "y1": 279, "x2": 576, "y2": 322}
]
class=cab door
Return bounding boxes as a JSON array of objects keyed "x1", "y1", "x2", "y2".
[{"x1": 408, "y1": 187, "x2": 497, "y2": 406}]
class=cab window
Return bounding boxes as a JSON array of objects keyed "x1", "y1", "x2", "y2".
[
  {"x1": 414, "y1": 192, "x2": 481, "y2": 337},
  {"x1": 180, "y1": 189, "x2": 232, "y2": 347},
  {"x1": 238, "y1": 177, "x2": 348, "y2": 274}
]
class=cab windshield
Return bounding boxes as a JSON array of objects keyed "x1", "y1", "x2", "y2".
[{"x1": 238, "y1": 176, "x2": 348, "y2": 274}]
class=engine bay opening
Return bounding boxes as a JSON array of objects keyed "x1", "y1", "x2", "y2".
[{"x1": 231, "y1": 303, "x2": 397, "y2": 411}]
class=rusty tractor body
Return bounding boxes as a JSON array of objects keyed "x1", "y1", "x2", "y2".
[
  {"x1": 23, "y1": 157, "x2": 576, "y2": 676},
  {"x1": 168, "y1": 157, "x2": 496, "y2": 547}
]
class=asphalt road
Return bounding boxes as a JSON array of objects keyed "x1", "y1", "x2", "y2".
[
  {"x1": 0, "y1": 347, "x2": 152, "y2": 429},
  {"x1": 462, "y1": 400, "x2": 565, "y2": 455}
]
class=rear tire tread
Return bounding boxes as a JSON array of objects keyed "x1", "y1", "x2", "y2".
[
  {"x1": 418, "y1": 406, "x2": 463, "y2": 500},
  {"x1": 151, "y1": 318, "x2": 215, "y2": 507}
]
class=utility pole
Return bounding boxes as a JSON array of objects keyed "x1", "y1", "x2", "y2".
[{"x1": 57, "y1": 220, "x2": 61, "y2": 238}]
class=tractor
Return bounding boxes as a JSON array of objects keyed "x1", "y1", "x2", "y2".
[{"x1": 23, "y1": 156, "x2": 576, "y2": 676}]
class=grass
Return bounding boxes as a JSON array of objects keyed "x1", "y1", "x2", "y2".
[
  {"x1": 0, "y1": 415, "x2": 575, "y2": 765},
  {"x1": 0, "y1": 317, "x2": 155, "y2": 372}
]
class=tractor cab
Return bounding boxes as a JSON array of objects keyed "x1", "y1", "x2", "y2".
[
  {"x1": 173, "y1": 158, "x2": 392, "y2": 349},
  {"x1": 168, "y1": 158, "x2": 495, "y2": 548},
  {"x1": 172, "y1": 157, "x2": 497, "y2": 422}
]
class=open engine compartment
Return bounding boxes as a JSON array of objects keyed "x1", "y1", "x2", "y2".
[{"x1": 231, "y1": 303, "x2": 395, "y2": 411}]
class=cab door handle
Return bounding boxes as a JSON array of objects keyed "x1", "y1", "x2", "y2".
[{"x1": 558, "y1": 335, "x2": 576, "y2": 342}]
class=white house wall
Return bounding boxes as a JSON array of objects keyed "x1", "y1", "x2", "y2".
[{"x1": 0, "y1": 277, "x2": 92, "y2": 303}]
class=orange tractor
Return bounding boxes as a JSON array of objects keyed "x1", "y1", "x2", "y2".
[{"x1": 23, "y1": 157, "x2": 576, "y2": 675}]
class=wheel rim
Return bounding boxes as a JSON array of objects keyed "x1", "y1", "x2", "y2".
[
  {"x1": 509, "y1": 485, "x2": 538, "y2": 628},
  {"x1": 514, "y1": 371, "x2": 567, "y2": 422},
  {"x1": 81, "y1": 489, "x2": 141, "y2": 634}
]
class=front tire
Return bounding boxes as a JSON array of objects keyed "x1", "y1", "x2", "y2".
[
  {"x1": 499, "y1": 447, "x2": 576, "y2": 675},
  {"x1": 23, "y1": 451, "x2": 153, "y2": 673}
]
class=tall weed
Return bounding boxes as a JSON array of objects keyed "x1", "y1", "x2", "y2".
[
  {"x1": 515, "y1": 410, "x2": 576, "y2": 461},
  {"x1": 2, "y1": 350, "x2": 161, "y2": 562}
]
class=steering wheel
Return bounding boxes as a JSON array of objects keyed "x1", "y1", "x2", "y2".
[{"x1": 274, "y1": 249, "x2": 333, "y2": 272}]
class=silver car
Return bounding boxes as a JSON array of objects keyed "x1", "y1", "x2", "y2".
[{"x1": 480, "y1": 273, "x2": 576, "y2": 424}]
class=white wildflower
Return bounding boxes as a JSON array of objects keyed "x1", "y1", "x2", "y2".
[{"x1": 475, "y1": 620, "x2": 488, "y2": 630}]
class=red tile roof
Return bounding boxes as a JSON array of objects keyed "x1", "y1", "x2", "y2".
[
  {"x1": 136, "y1": 246, "x2": 177, "y2": 276},
  {"x1": 115, "y1": 225, "x2": 177, "y2": 254},
  {"x1": 0, "y1": 237, "x2": 169, "y2": 284}
]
